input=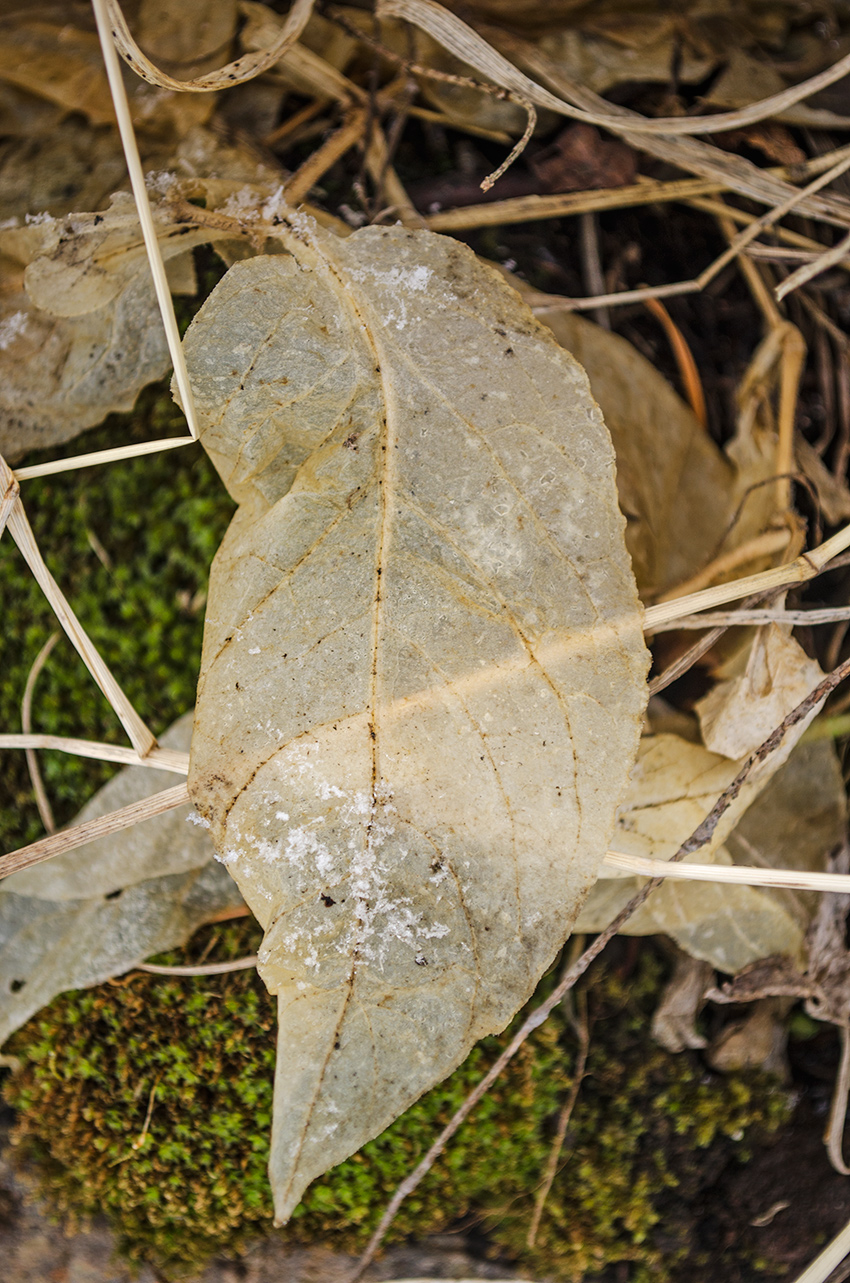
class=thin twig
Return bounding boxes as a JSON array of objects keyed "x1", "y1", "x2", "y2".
[
  {"x1": 349, "y1": 657, "x2": 850, "y2": 1280},
  {"x1": 527, "y1": 990, "x2": 589, "y2": 1247},
  {"x1": 21, "y1": 633, "x2": 60, "y2": 834},
  {"x1": 480, "y1": 97, "x2": 536, "y2": 192},
  {"x1": 0, "y1": 783, "x2": 190, "y2": 881}
]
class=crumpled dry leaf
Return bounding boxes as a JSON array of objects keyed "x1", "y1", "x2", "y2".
[
  {"x1": 577, "y1": 737, "x2": 846, "y2": 973},
  {"x1": 0, "y1": 212, "x2": 171, "y2": 463},
  {"x1": 535, "y1": 310, "x2": 734, "y2": 597},
  {"x1": 0, "y1": 151, "x2": 284, "y2": 463},
  {"x1": 181, "y1": 217, "x2": 649, "y2": 1220},
  {"x1": 696, "y1": 625, "x2": 823, "y2": 760},
  {"x1": 0, "y1": 714, "x2": 245, "y2": 1050}
]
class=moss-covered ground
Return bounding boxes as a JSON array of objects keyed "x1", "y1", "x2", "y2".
[{"x1": 3, "y1": 931, "x2": 789, "y2": 1282}]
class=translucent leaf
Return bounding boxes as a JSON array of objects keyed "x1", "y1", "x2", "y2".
[
  {"x1": 181, "y1": 218, "x2": 649, "y2": 1220},
  {"x1": 0, "y1": 715, "x2": 245, "y2": 1050},
  {"x1": 577, "y1": 737, "x2": 845, "y2": 973}
]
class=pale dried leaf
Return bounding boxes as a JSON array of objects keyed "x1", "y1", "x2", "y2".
[
  {"x1": 577, "y1": 738, "x2": 846, "y2": 973},
  {"x1": 137, "y1": 0, "x2": 238, "y2": 72},
  {"x1": 536, "y1": 310, "x2": 734, "y2": 596},
  {"x1": 0, "y1": 216, "x2": 170, "y2": 463},
  {"x1": 0, "y1": 715, "x2": 244, "y2": 1050},
  {"x1": 696, "y1": 625, "x2": 823, "y2": 760},
  {"x1": 181, "y1": 218, "x2": 648, "y2": 1221}
]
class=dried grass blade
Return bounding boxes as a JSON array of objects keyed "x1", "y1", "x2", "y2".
[
  {"x1": 21, "y1": 633, "x2": 60, "y2": 834},
  {"x1": 0, "y1": 735, "x2": 189, "y2": 773},
  {"x1": 104, "y1": 0, "x2": 315, "y2": 91},
  {"x1": 792, "y1": 1211, "x2": 850, "y2": 1283},
  {"x1": 602, "y1": 852, "x2": 850, "y2": 894},
  {"x1": 378, "y1": 0, "x2": 850, "y2": 139},
  {"x1": 91, "y1": 0, "x2": 199, "y2": 440},
  {"x1": 1, "y1": 462, "x2": 155, "y2": 757},
  {"x1": 14, "y1": 436, "x2": 195, "y2": 482},
  {"x1": 0, "y1": 782, "x2": 190, "y2": 880}
]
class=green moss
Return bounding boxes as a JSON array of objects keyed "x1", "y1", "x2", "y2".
[
  {"x1": 0, "y1": 381, "x2": 235, "y2": 852},
  {"x1": 3, "y1": 936, "x2": 790, "y2": 1281}
]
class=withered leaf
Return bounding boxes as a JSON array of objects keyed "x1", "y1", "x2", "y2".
[
  {"x1": 181, "y1": 219, "x2": 648, "y2": 1221},
  {"x1": 577, "y1": 736, "x2": 845, "y2": 973},
  {"x1": 0, "y1": 715, "x2": 245, "y2": 1050}
]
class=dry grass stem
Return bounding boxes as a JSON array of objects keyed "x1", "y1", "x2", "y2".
[
  {"x1": 349, "y1": 658, "x2": 850, "y2": 1280},
  {"x1": 1, "y1": 455, "x2": 155, "y2": 757},
  {"x1": 136, "y1": 957, "x2": 258, "y2": 976},
  {"x1": 644, "y1": 297, "x2": 707, "y2": 427},
  {"x1": 0, "y1": 735, "x2": 188, "y2": 773},
  {"x1": 653, "y1": 529, "x2": 793, "y2": 604},
  {"x1": 21, "y1": 633, "x2": 60, "y2": 835},
  {"x1": 0, "y1": 782, "x2": 190, "y2": 881},
  {"x1": 778, "y1": 228, "x2": 850, "y2": 300},
  {"x1": 284, "y1": 108, "x2": 368, "y2": 205},
  {"x1": 827, "y1": 1026, "x2": 850, "y2": 1176},
  {"x1": 644, "y1": 517, "x2": 850, "y2": 628},
  {"x1": 650, "y1": 606, "x2": 850, "y2": 631},
  {"x1": 425, "y1": 175, "x2": 727, "y2": 231},
  {"x1": 13, "y1": 436, "x2": 195, "y2": 482},
  {"x1": 602, "y1": 852, "x2": 850, "y2": 894},
  {"x1": 0, "y1": 466, "x2": 20, "y2": 541},
  {"x1": 792, "y1": 1211, "x2": 850, "y2": 1283},
  {"x1": 91, "y1": 0, "x2": 199, "y2": 440},
  {"x1": 379, "y1": 0, "x2": 850, "y2": 139}
]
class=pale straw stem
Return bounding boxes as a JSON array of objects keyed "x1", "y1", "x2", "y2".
[
  {"x1": 15, "y1": 436, "x2": 195, "y2": 482},
  {"x1": 90, "y1": 0, "x2": 199, "y2": 438}
]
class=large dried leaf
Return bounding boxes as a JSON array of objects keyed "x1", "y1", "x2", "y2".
[
  {"x1": 0, "y1": 715, "x2": 245, "y2": 1050},
  {"x1": 181, "y1": 219, "x2": 649, "y2": 1220}
]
